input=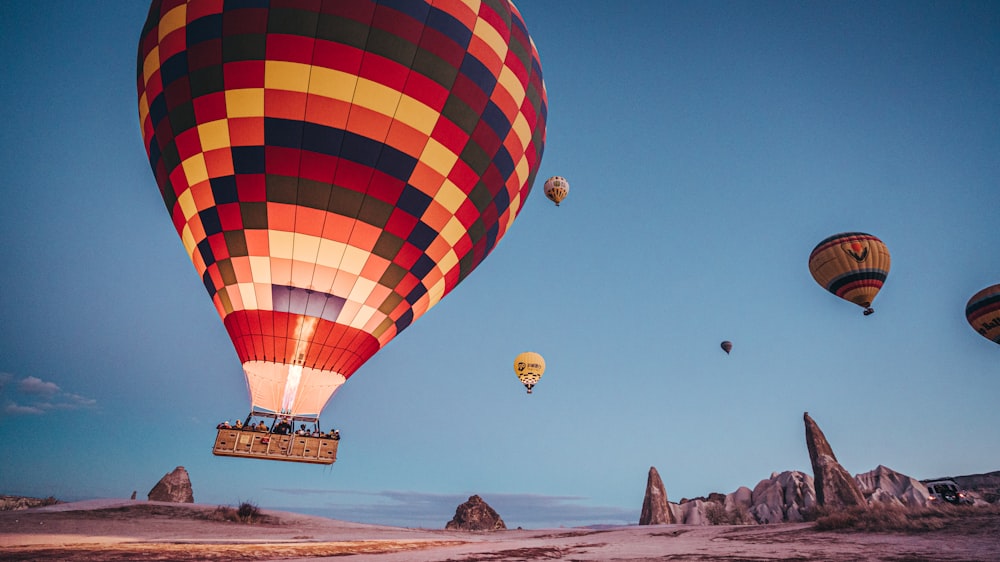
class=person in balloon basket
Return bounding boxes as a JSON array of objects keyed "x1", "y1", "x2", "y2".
[
  {"x1": 233, "y1": 419, "x2": 243, "y2": 430},
  {"x1": 296, "y1": 424, "x2": 308, "y2": 436},
  {"x1": 274, "y1": 418, "x2": 292, "y2": 435},
  {"x1": 326, "y1": 429, "x2": 340, "y2": 441},
  {"x1": 256, "y1": 421, "x2": 268, "y2": 432},
  {"x1": 216, "y1": 420, "x2": 231, "y2": 429}
]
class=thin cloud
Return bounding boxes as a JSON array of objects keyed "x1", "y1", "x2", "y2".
[
  {"x1": 267, "y1": 488, "x2": 636, "y2": 528},
  {"x1": 19, "y1": 376, "x2": 61, "y2": 395},
  {"x1": 5, "y1": 402, "x2": 45, "y2": 415},
  {"x1": 0, "y1": 374, "x2": 97, "y2": 416},
  {"x1": 64, "y1": 393, "x2": 98, "y2": 407}
]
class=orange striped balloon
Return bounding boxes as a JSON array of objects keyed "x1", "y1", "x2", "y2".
[
  {"x1": 809, "y1": 232, "x2": 890, "y2": 316},
  {"x1": 966, "y1": 284, "x2": 1000, "y2": 345}
]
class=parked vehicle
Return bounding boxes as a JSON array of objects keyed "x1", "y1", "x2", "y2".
[{"x1": 925, "y1": 480, "x2": 971, "y2": 505}]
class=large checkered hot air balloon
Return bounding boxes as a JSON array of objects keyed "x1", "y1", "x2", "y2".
[
  {"x1": 137, "y1": 0, "x2": 547, "y2": 444},
  {"x1": 808, "y1": 232, "x2": 890, "y2": 316}
]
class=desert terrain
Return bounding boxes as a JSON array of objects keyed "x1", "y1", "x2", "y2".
[{"x1": 2, "y1": 499, "x2": 999, "y2": 561}]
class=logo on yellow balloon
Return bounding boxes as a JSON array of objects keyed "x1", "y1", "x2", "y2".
[{"x1": 841, "y1": 241, "x2": 869, "y2": 263}]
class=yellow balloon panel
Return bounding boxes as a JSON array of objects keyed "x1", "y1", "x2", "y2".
[
  {"x1": 809, "y1": 232, "x2": 890, "y2": 310},
  {"x1": 513, "y1": 351, "x2": 545, "y2": 388}
]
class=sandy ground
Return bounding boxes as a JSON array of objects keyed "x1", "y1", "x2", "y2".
[{"x1": 2, "y1": 499, "x2": 999, "y2": 561}]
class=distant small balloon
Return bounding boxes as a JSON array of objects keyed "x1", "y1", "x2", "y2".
[
  {"x1": 513, "y1": 351, "x2": 546, "y2": 394},
  {"x1": 721, "y1": 341, "x2": 733, "y2": 354},
  {"x1": 543, "y1": 176, "x2": 569, "y2": 206},
  {"x1": 966, "y1": 284, "x2": 1000, "y2": 346}
]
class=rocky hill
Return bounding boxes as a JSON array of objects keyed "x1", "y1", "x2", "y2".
[
  {"x1": 642, "y1": 413, "x2": 999, "y2": 526},
  {"x1": 0, "y1": 495, "x2": 60, "y2": 511}
]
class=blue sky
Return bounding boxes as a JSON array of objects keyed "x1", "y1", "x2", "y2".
[{"x1": 1, "y1": 1, "x2": 998, "y2": 529}]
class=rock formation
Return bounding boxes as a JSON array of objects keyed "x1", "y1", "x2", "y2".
[
  {"x1": 724, "y1": 486, "x2": 755, "y2": 524},
  {"x1": 0, "y1": 496, "x2": 59, "y2": 511},
  {"x1": 803, "y1": 412, "x2": 865, "y2": 509},
  {"x1": 856, "y1": 465, "x2": 930, "y2": 507},
  {"x1": 639, "y1": 466, "x2": 674, "y2": 525},
  {"x1": 674, "y1": 499, "x2": 708, "y2": 525},
  {"x1": 445, "y1": 495, "x2": 506, "y2": 531},
  {"x1": 147, "y1": 466, "x2": 194, "y2": 503},
  {"x1": 750, "y1": 471, "x2": 816, "y2": 523}
]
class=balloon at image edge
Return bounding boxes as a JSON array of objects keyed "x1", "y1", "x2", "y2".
[
  {"x1": 966, "y1": 284, "x2": 1000, "y2": 346},
  {"x1": 136, "y1": 1, "x2": 548, "y2": 418},
  {"x1": 513, "y1": 352, "x2": 546, "y2": 394},
  {"x1": 543, "y1": 176, "x2": 569, "y2": 206},
  {"x1": 808, "y1": 232, "x2": 890, "y2": 316}
]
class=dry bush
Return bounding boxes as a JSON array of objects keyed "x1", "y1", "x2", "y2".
[
  {"x1": 209, "y1": 500, "x2": 263, "y2": 524},
  {"x1": 208, "y1": 505, "x2": 240, "y2": 522},
  {"x1": 237, "y1": 500, "x2": 262, "y2": 523},
  {"x1": 705, "y1": 502, "x2": 727, "y2": 525},
  {"x1": 814, "y1": 502, "x2": 1000, "y2": 533},
  {"x1": 705, "y1": 502, "x2": 754, "y2": 525}
]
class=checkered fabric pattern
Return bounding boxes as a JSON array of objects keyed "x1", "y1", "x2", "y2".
[{"x1": 138, "y1": 0, "x2": 547, "y2": 390}]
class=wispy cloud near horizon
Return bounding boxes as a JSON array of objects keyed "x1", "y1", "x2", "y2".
[
  {"x1": 265, "y1": 487, "x2": 636, "y2": 529},
  {"x1": 1, "y1": 372, "x2": 97, "y2": 416}
]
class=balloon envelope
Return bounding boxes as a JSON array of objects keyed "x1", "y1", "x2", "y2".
[
  {"x1": 721, "y1": 341, "x2": 732, "y2": 354},
  {"x1": 966, "y1": 284, "x2": 1000, "y2": 345},
  {"x1": 808, "y1": 232, "x2": 890, "y2": 315},
  {"x1": 543, "y1": 176, "x2": 568, "y2": 206},
  {"x1": 513, "y1": 351, "x2": 545, "y2": 392},
  {"x1": 137, "y1": 0, "x2": 547, "y2": 416}
]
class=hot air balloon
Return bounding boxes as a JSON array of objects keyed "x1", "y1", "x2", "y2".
[
  {"x1": 513, "y1": 352, "x2": 545, "y2": 393},
  {"x1": 808, "y1": 232, "x2": 890, "y2": 316},
  {"x1": 720, "y1": 341, "x2": 732, "y2": 354},
  {"x1": 543, "y1": 176, "x2": 568, "y2": 206},
  {"x1": 966, "y1": 284, "x2": 1000, "y2": 345},
  {"x1": 137, "y1": 0, "x2": 547, "y2": 463}
]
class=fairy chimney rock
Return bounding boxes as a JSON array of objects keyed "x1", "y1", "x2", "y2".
[
  {"x1": 804, "y1": 412, "x2": 865, "y2": 509},
  {"x1": 445, "y1": 495, "x2": 506, "y2": 531},
  {"x1": 639, "y1": 466, "x2": 674, "y2": 524},
  {"x1": 147, "y1": 466, "x2": 194, "y2": 503}
]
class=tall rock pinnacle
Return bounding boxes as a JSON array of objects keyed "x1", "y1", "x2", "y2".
[
  {"x1": 639, "y1": 466, "x2": 674, "y2": 524},
  {"x1": 147, "y1": 466, "x2": 194, "y2": 503},
  {"x1": 804, "y1": 412, "x2": 866, "y2": 509}
]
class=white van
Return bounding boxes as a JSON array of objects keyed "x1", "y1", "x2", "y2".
[{"x1": 924, "y1": 480, "x2": 971, "y2": 505}]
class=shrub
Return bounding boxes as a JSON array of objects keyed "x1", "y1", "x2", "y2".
[
  {"x1": 705, "y1": 501, "x2": 755, "y2": 525},
  {"x1": 208, "y1": 505, "x2": 239, "y2": 522},
  {"x1": 705, "y1": 502, "x2": 727, "y2": 525},
  {"x1": 209, "y1": 500, "x2": 263, "y2": 524},
  {"x1": 237, "y1": 500, "x2": 262, "y2": 523},
  {"x1": 812, "y1": 503, "x2": 1000, "y2": 533}
]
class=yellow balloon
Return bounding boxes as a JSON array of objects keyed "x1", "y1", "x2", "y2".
[
  {"x1": 513, "y1": 352, "x2": 546, "y2": 394},
  {"x1": 543, "y1": 176, "x2": 569, "y2": 206},
  {"x1": 809, "y1": 232, "x2": 890, "y2": 316}
]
